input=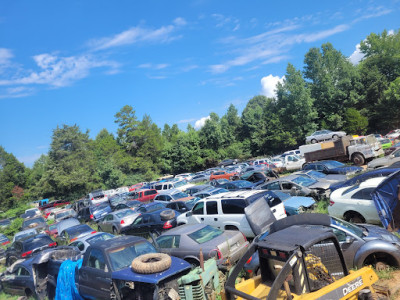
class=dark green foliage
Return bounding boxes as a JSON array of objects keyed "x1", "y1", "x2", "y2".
[{"x1": 343, "y1": 108, "x2": 368, "y2": 135}]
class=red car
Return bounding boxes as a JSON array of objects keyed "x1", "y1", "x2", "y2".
[
  {"x1": 45, "y1": 223, "x2": 59, "y2": 238},
  {"x1": 128, "y1": 182, "x2": 146, "y2": 192},
  {"x1": 210, "y1": 170, "x2": 239, "y2": 181},
  {"x1": 129, "y1": 189, "x2": 158, "y2": 203}
]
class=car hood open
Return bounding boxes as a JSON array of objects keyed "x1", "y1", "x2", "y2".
[
  {"x1": 111, "y1": 256, "x2": 190, "y2": 284},
  {"x1": 244, "y1": 197, "x2": 277, "y2": 236},
  {"x1": 371, "y1": 170, "x2": 400, "y2": 231}
]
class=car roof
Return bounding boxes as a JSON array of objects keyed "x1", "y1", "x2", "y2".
[
  {"x1": 91, "y1": 235, "x2": 147, "y2": 251},
  {"x1": 202, "y1": 190, "x2": 265, "y2": 201},
  {"x1": 156, "y1": 188, "x2": 181, "y2": 195},
  {"x1": 160, "y1": 223, "x2": 207, "y2": 236},
  {"x1": 359, "y1": 177, "x2": 386, "y2": 187}
]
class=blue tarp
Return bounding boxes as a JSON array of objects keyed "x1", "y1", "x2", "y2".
[
  {"x1": 55, "y1": 259, "x2": 84, "y2": 300},
  {"x1": 371, "y1": 170, "x2": 400, "y2": 230}
]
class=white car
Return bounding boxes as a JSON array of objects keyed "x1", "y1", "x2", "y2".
[
  {"x1": 306, "y1": 130, "x2": 346, "y2": 144},
  {"x1": 176, "y1": 190, "x2": 286, "y2": 238},
  {"x1": 328, "y1": 177, "x2": 385, "y2": 224},
  {"x1": 386, "y1": 129, "x2": 400, "y2": 139},
  {"x1": 175, "y1": 173, "x2": 193, "y2": 181},
  {"x1": 282, "y1": 154, "x2": 305, "y2": 171},
  {"x1": 271, "y1": 158, "x2": 284, "y2": 168}
]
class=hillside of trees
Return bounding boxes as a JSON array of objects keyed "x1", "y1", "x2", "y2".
[{"x1": 1, "y1": 29, "x2": 400, "y2": 209}]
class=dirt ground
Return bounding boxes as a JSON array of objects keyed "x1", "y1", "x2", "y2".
[{"x1": 377, "y1": 270, "x2": 400, "y2": 299}]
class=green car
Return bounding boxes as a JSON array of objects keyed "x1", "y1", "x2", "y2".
[{"x1": 379, "y1": 138, "x2": 392, "y2": 150}]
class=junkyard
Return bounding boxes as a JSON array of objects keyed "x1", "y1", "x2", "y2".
[{"x1": 1, "y1": 2, "x2": 400, "y2": 299}]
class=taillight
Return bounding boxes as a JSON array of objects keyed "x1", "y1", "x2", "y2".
[
  {"x1": 91, "y1": 231, "x2": 97, "y2": 234},
  {"x1": 48, "y1": 242, "x2": 57, "y2": 247},
  {"x1": 246, "y1": 256, "x2": 253, "y2": 264},
  {"x1": 91, "y1": 197, "x2": 94, "y2": 200},
  {"x1": 120, "y1": 219, "x2": 125, "y2": 225},
  {"x1": 70, "y1": 237, "x2": 78, "y2": 242},
  {"x1": 329, "y1": 200, "x2": 335, "y2": 206},
  {"x1": 22, "y1": 250, "x2": 33, "y2": 257},
  {"x1": 2, "y1": 241, "x2": 10, "y2": 245},
  {"x1": 90, "y1": 214, "x2": 94, "y2": 219},
  {"x1": 211, "y1": 249, "x2": 223, "y2": 260},
  {"x1": 163, "y1": 221, "x2": 173, "y2": 229}
]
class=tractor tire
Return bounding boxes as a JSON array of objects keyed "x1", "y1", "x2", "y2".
[
  {"x1": 160, "y1": 209, "x2": 175, "y2": 221},
  {"x1": 352, "y1": 153, "x2": 365, "y2": 166},
  {"x1": 131, "y1": 253, "x2": 171, "y2": 274}
]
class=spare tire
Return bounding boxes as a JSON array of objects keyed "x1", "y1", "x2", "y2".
[
  {"x1": 131, "y1": 253, "x2": 171, "y2": 274},
  {"x1": 160, "y1": 209, "x2": 175, "y2": 221}
]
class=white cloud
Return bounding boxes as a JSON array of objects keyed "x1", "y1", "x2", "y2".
[
  {"x1": 388, "y1": 29, "x2": 395, "y2": 35},
  {"x1": 261, "y1": 74, "x2": 284, "y2": 98},
  {"x1": 194, "y1": 116, "x2": 210, "y2": 130},
  {"x1": 209, "y1": 22, "x2": 350, "y2": 74},
  {"x1": 0, "y1": 48, "x2": 13, "y2": 65},
  {"x1": 349, "y1": 43, "x2": 364, "y2": 65},
  {"x1": 138, "y1": 63, "x2": 169, "y2": 69},
  {"x1": 0, "y1": 53, "x2": 119, "y2": 87},
  {"x1": 178, "y1": 118, "x2": 196, "y2": 124},
  {"x1": 0, "y1": 86, "x2": 35, "y2": 99},
  {"x1": 88, "y1": 19, "x2": 186, "y2": 51},
  {"x1": 211, "y1": 13, "x2": 240, "y2": 31},
  {"x1": 173, "y1": 17, "x2": 187, "y2": 26}
]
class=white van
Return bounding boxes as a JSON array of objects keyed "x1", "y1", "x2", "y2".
[
  {"x1": 176, "y1": 190, "x2": 286, "y2": 238},
  {"x1": 154, "y1": 180, "x2": 195, "y2": 192}
]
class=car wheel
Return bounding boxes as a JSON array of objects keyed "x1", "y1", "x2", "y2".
[
  {"x1": 332, "y1": 134, "x2": 339, "y2": 140},
  {"x1": 112, "y1": 227, "x2": 118, "y2": 235},
  {"x1": 98, "y1": 225, "x2": 102, "y2": 232},
  {"x1": 311, "y1": 139, "x2": 317, "y2": 144},
  {"x1": 345, "y1": 212, "x2": 365, "y2": 224},
  {"x1": 352, "y1": 153, "x2": 365, "y2": 166}
]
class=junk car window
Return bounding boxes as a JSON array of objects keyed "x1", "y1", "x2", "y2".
[
  {"x1": 331, "y1": 217, "x2": 363, "y2": 238},
  {"x1": 221, "y1": 199, "x2": 246, "y2": 214},
  {"x1": 192, "y1": 202, "x2": 204, "y2": 215},
  {"x1": 351, "y1": 188, "x2": 374, "y2": 200},
  {"x1": 342, "y1": 184, "x2": 360, "y2": 195},
  {"x1": 206, "y1": 201, "x2": 218, "y2": 215},
  {"x1": 188, "y1": 225, "x2": 223, "y2": 244},
  {"x1": 292, "y1": 176, "x2": 316, "y2": 187},
  {"x1": 87, "y1": 248, "x2": 108, "y2": 272},
  {"x1": 25, "y1": 236, "x2": 53, "y2": 251},
  {"x1": 309, "y1": 171, "x2": 326, "y2": 178},
  {"x1": 109, "y1": 241, "x2": 157, "y2": 271},
  {"x1": 87, "y1": 233, "x2": 114, "y2": 245},
  {"x1": 116, "y1": 210, "x2": 135, "y2": 218}
]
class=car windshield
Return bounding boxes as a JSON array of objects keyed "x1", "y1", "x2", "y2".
[
  {"x1": 15, "y1": 230, "x2": 37, "y2": 241},
  {"x1": 188, "y1": 225, "x2": 223, "y2": 244},
  {"x1": 56, "y1": 210, "x2": 74, "y2": 219},
  {"x1": 212, "y1": 188, "x2": 228, "y2": 194},
  {"x1": 173, "y1": 192, "x2": 189, "y2": 199},
  {"x1": 110, "y1": 196, "x2": 125, "y2": 205},
  {"x1": 65, "y1": 225, "x2": 93, "y2": 238},
  {"x1": 92, "y1": 203, "x2": 109, "y2": 212},
  {"x1": 174, "y1": 181, "x2": 186, "y2": 188},
  {"x1": 324, "y1": 161, "x2": 345, "y2": 169},
  {"x1": 331, "y1": 217, "x2": 364, "y2": 238},
  {"x1": 235, "y1": 181, "x2": 253, "y2": 188},
  {"x1": 108, "y1": 241, "x2": 157, "y2": 271},
  {"x1": 116, "y1": 210, "x2": 136, "y2": 218},
  {"x1": 308, "y1": 171, "x2": 326, "y2": 178},
  {"x1": 87, "y1": 233, "x2": 114, "y2": 245},
  {"x1": 381, "y1": 139, "x2": 391, "y2": 144},
  {"x1": 23, "y1": 217, "x2": 45, "y2": 227},
  {"x1": 25, "y1": 236, "x2": 53, "y2": 251},
  {"x1": 292, "y1": 176, "x2": 316, "y2": 187},
  {"x1": 270, "y1": 191, "x2": 290, "y2": 200},
  {"x1": 144, "y1": 203, "x2": 165, "y2": 213}
]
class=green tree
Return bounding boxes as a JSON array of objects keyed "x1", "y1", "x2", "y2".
[
  {"x1": 0, "y1": 146, "x2": 27, "y2": 208},
  {"x1": 276, "y1": 63, "x2": 318, "y2": 143},
  {"x1": 380, "y1": 77, "x2": 400, "y2": 130},
  {"x1": 114, "y1": 105, "x2": 139, "y2": 154},
  {"x1": 343, "y1": 108, "x2": 368, "y2": 135},
  {"x1": 304, "y1": 43, "x2": 362, "y2": 129},
  {"x1": 199, "y1": 113, "x2": 223, "y2": 151}
]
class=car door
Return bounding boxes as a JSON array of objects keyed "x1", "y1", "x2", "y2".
[
  {"x1": 79, "y1": 248, "x2": 112, "y2": 299},
  {"x1": 102, "y1": 214, "x2": 114, "y2": 233},
  {"x1": 330, "y1": 226, "x2": 364, "y2": 269},
  {"x1": 156, "y1": 235, "x2": 180, "y2": 257},
  {"x1": 202, "y1": 201, "x2": 220, "y2": 228},
  {"x1": 350, "y1": 188, "x2": 378, "y2": 223},
  {"x1": 2, "y1": 266, "x2": 29, "y2": 295},
  {"x1": 188, "y1": 201, "x2": 205, "y2": 224}
]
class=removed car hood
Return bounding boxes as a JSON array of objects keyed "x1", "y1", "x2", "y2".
[
  {"x1": 371, "y1": 170, "x2": 400, "y2": 231},
  {"x1": 244, "y1": 197, "x2": 276, "y2": 236},
  {"x1": 283, "y1": 196, "x2": 315, "y2": 209},
  {"x1": 111, "y1": 256, "x2": 190, "y2": 284}
]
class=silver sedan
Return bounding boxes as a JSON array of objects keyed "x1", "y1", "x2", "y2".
[
  {"x1": 306, "y1": 130, "x2": 346, "y2": 144},
  {"x1": 97, "y1": 209, "x2": 140, "y2": 234},
  {"x1": 69, "y1": 232, "x2": 114, "y2": 253}
]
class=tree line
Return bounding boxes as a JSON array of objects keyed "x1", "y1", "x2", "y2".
[{"x1": 0, "y1": 29, "x2": 399, "y2": 209}]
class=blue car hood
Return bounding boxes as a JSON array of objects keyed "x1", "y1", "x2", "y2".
[
  {"x1": 329, "y1": 166, "x2": 362, "y2": 175},
  {"x1": 358, "y1": 223, "x2": 400, "y2": 244},
  {"x1": 371, "y1": 170, "x2": 400, "y2": 231},
  {"x1": 111, "y1": 256, "x2": 190, "y2": 284},
  {"x1": 283, "y1": 196, "x2": 315, "y2": 209},
  {"x1": 330, "y1": 168, "x2": 399, "y2": 191}
]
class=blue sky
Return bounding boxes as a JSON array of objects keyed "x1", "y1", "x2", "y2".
[{"x1": 0, "y1": 0, "x2": 399, "y2": 167}]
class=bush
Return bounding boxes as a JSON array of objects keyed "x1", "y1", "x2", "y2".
[{"x1": 0, "y1": 218, "x2": 23, "y2": 239}]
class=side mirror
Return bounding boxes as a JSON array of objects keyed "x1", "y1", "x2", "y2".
[
  {"x1": 345, "y1": 236, "x2": 354, "y2": 244},
  {"x1": 186, "y1": 211, "x2": 193, "y2": 217},
  {"x1": 390, "y1": 154, "x2": 395, "y2": 158}
]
